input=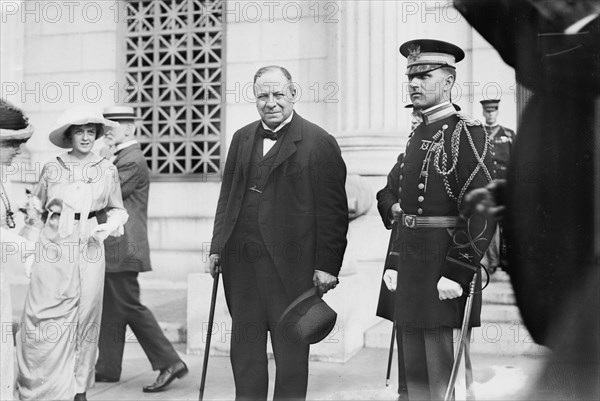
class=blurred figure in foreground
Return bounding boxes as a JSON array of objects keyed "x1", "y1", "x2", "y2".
[{"x1": 455, "y1": 0, "x2": 600, "y2": 399}]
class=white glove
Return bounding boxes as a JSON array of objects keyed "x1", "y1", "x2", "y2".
[
  {"x1": 390, "y1": 203, "x2": 402, "y2": 222},
  {"x1": 23, "y1": 253, "x2": 35, "y2": 279},
  {"x1": 437, "y1": 276, "x2": 463, "y2": 300},
  {"x1": 383, "y1": 269, "x2": 397, "y2": 292},
  {"x1": 91, "y1": 221, "x2": 119, "y2": 242}
]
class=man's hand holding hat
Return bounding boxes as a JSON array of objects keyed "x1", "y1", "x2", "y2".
[{"x1": 313, "y1": 270, "x2": 338, "y2": 295}]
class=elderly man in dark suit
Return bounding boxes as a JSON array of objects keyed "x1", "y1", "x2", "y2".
[
  {"x1": 95, "y1": 106, "x2": 187, "y2": 392},
  {"x1": 209, "y1": 66, "x2": 349, "y2": 401}
]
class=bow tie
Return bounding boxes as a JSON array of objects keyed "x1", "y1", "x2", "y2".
[{"x1": 260, "y1": 127, "x2": 279, "y2": 141}]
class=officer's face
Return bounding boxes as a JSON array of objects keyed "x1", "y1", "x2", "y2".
[
  {"x1": 254, "y1": 69, "x2": 296, "y2": 130},
  {"x1": 408, "y1": 69, "x2": 453, "y2": 109},
  {"x1": 483, "y1": 108, "x2": 499, "y2": 125}
]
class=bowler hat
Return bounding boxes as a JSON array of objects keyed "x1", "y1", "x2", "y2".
[
  {"x1": 103, "y1": 105, "x2": 139, "y2": 122},
  {"x1": 0, "y1": 98, "x2": 34, "y2": 142},
  {"x1": 49, "y1": 106, "x2": 117, "y2": 149},
  {"x1": 278, "y1": 287, "x2": 337, "y2": 344}
]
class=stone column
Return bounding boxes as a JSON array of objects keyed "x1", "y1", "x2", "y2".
[{"x1": 335, "y1": 0, "x2": 410, "y2": 176}]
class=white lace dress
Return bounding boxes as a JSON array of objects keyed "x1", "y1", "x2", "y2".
[{"x1": 16, "y1": 154, "x2": 128, "y2": 400}]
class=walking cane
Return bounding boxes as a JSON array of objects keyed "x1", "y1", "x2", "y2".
[
  {"x1": 199, "y1": 269, "x2": 220, "y2": 401},
  {"x1": 386, "y1": 322, "x2": 396, "y2": 386},
  {"x1": 443, "y1": 273, "x2": 477, "y2": 401}
]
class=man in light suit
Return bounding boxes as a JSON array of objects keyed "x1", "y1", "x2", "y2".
[
  {"x1": 95, "y1": 106, "x2": 187, "y2": 393},
  {"x1": 209, "y1": 66, "x2": 349, "y2": 400}
]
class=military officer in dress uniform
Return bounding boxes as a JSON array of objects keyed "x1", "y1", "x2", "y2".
[
  {"x1": 480, "y1": 99, "x2": 515, "y2": 273},
  {"x1": 377, "y1": 39, "x2": 496, "y2": 400}
]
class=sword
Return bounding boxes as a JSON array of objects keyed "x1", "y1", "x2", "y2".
[
  {"x1": 199, "y1": 269, "x2": 220, "y2": 401},
  {"x1": 444, "y1": 273, "x2": 477, "y2": 401},
  {"x1": 386, "y1": 322, "x2": 396, "y2": 387}
]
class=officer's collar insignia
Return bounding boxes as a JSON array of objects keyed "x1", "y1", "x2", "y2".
[
  {"x1": 421, "y1": 102, "x2": 456, "y2": 125},
  {"x1": 407, "y1": 44, "x2": 421, "y2": 63}
]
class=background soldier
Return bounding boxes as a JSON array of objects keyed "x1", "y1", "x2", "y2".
[{"x1": 480, "y1": 99, "x2": 515, "y2": 273}]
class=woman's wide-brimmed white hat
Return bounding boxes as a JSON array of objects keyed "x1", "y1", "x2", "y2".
[
  {"x1": 49, "y1": 106, "x2": 118, "y2": 149},
  {"x1": 0, "y1": 98, "x2": 34, "y2": 143}
]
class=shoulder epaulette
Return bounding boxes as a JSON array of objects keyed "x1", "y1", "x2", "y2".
[{"x1": 457, "y1": 113, "x2": 482, "y2": 126}]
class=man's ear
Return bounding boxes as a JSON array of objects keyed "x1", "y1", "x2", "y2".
[{"x1": 126, "y1": 122, "x2": 136, "y2": 137}]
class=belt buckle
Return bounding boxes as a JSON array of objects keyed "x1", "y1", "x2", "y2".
[{"x1": 403, "y1": 214, "x2": 417, "y2": 229}]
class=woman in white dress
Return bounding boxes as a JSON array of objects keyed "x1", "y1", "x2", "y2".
[
  {"x1": 16, "y1": 107, "x2": 128, "y2": 401},
  {"x1": 0, "y1": 99, "x2": 35, "y2": 401}
]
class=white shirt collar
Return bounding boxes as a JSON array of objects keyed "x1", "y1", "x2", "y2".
[
  {"x1": 261, "y1": 111, "x2": 294, "y2": 133},
  {"x1": 115, "y1": 139, "x2": 138, "y2": 152}
]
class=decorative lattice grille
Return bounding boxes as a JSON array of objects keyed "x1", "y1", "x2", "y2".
[{"x1": 124, "y1": 0, "x2": 223, "y2": 179}]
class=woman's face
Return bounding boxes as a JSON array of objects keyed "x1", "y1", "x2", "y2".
[
  {"x1": 70, "y1": 124, "x2": 97, "y2": 155},
  {"x1": 0, "y1": 140, "x2": 25, "y2": 165}
]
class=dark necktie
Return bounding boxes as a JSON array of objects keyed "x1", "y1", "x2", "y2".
[{"x1": 259, "y1": 125, "x2": 279, "y2": 141}]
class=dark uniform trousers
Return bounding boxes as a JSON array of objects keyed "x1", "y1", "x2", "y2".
[
  {"x1": 96, "y1": 272, "x2": 181, "y2": 379},
  {"x1": 397, "y1": 325, "x2": 454, "y2": 401},
  {"x1": 221, "y1": 136, "x2": 309, "y2": 401}
]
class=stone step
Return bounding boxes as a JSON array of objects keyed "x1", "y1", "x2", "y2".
[
  {"x1": 364, "y1": 320, "x2": 547, "y2": 356},
  {"x1": 482, "y1": 281, "x2": 516, "y2": 305},
  {"x1": 481, "y1": 304, "x2": 522, "y2": 322}
]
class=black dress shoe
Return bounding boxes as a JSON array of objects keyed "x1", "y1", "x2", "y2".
[
  {"x1": 142, "y1": 361, "x2": 188, "y2": 393},
  {"x1": 74, "y1": 392, "x2": 87, "y2": 401},
  {"x1": 95, "y1": 372, "x2": 119, "y2": 383}
]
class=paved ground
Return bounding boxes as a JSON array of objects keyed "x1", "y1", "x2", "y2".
[
  {"x1": 9, "y1": 272, "x2": 549, "y2": 400},
  {"x1": 87, "y1": 342, "x2": 547, "y2": 401}
]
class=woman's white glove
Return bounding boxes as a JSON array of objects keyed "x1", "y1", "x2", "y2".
[
  {"x1": 91, "y1": 220, "x2": 119, "y2": 242},
  {"x1": 383, "y1": 269, "x2": 397, "y2": 292}
]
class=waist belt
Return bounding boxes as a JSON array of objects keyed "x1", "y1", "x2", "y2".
[
  {"x1": 43, "y1": 211, "x2": 98, "y2": 221},
  {"x1": 74, "y1": 211, "x2": 98, "y2": 220},
  {"x1": 401, "y1": 213, "x2": 458, "y2": 229}
]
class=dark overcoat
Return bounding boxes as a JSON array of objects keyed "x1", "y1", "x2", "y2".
[
  {"x1": 103, "y1": 143, "x2": 152, "y2": 273},
  {"x1": 210, "y1": 113, "x2": 349, "y2": 304},
  {"x1": 376, "y1": 111, "x2": 495, "y2": 328}
]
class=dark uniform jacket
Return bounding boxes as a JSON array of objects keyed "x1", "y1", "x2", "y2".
[
  {"x1": 487, "y1": 125, "x2": 515, "y2": 180},
  {"x1": 210, "y1": 113, "x2": 349, "y2": 303},
  {"x1": 376, "y1": 102, "x2": 495, "y2": 328},
  {"x1": 103, "y1": 143, "x2": 152, "y2": 273}
]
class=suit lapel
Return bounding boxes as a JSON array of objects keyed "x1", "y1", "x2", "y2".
[
  {"x1": 269, "y1": 114, "x2": 302, "y2": 173},
  {"x1": 239, "y1": 122, "x2": 260, "y2": 180}
]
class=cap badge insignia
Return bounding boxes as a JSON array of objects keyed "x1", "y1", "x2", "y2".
[{"x1": 407, "y1": 44, "x2": 421, "y2": 63}]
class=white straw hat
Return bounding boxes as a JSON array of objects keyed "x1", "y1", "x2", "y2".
[{"x1": 49, "y1": 106, "x2": 118, "y2": 149}]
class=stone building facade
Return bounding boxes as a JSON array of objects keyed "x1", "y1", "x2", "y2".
[{"x1": 1, "y1": 0, "x2": 519, "y2": 360}]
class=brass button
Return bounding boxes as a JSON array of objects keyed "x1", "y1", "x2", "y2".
[
  {"x1": 442, "y1": 124, "x2": 448, "y2": 130},
  {"x1": 417, "y1": 208, "x2": 423, "y2": 215},
  {"x1": 399, "y1": 175, "x2": 404, "y2": 180},
  {"x1": 418, "y1": 183, "x2": 424, "y2": 190},
  {"x1": 398, "y1": 187, "x2": 402, "y2": 193},
  {"x1": 400, "y1": 163, "x2": 405, "y2": 168},
  {"x1": 418, "y1": 196, "x2": 424, "y2": 202}
]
